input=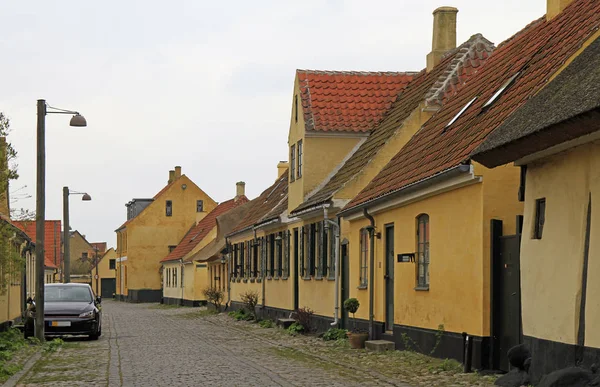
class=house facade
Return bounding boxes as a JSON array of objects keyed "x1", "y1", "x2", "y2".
[
  {"x1": 161, "y1": 182, "x2": 248, "y2": 306},
  {"x1": 115, "y1": 166, "x2": 217, "y2": 302},
  {"x1": 339, "y1": 0, "x2": 599, "y2": 371},
  {"x1": 91, "y1": 247, "x2": 117, "y2": 298},
  {"x1": 472, "y1": 23, "x2": 600, "y2": 381}
]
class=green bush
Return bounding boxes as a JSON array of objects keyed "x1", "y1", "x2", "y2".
[
  {"x1": 43, "y1": 338, "x2": 64, "y2": 353},
  {"x1": 287, "y1": 322, "x2": 304, "y2": 336},
  {"x1": 323, "y1": 328, "x2": 348, "y2": 341},
  {"x1": 258, "y1": 319, "x2": 274, "y2": 328}
]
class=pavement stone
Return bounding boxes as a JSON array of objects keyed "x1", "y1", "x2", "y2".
[{"x1": 15, "y1": 301, "x2": 411, "y2": 387}]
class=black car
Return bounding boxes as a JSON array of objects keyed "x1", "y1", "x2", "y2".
[{"x1": 24, "y1": 283, "x2": 102, "y2": 340}]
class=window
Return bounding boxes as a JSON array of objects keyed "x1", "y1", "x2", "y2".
[
  {"x1": 417, "y1": 214, "x2": 430, "y2": 288},
  {"x1": 297, "y1": 140, "x2": 303, "y2": 178},
  {"x1": 181, "y1": 266, "x2": 184, "y2": 288},
  {"x1": 269, "y1": 234, "x2": 275, "y2": 277},
  {"x1": 318, "y1": 221, "x2": 328, "y2": 278},
  {"x1": 445, "y1": 96, "x2": 477, "y2": 129},
  {"x1": 197, "y1": 200, "x2": 204, "y2": 212},
  {"x1": 173, "y1": 267, "x2": 177, "y2": 287},
  {"x1": 277, "y1": 232, "x2": 283, "y2": 277},
  {"x1": 359, "y1": 228, "x2": 369, "y2": 287},
  {"x1": 294, "y1": 94, "x2": 298, "y2": 123},
  {"x1": 245, "y1": 241, "x2": 251, "y2": 278},
  {"x1": 293, "y1": 228, "x2": 299, "y2": 278},
  {"x1": 299, "y1": 227, "x2": 305, "y2": 277},
  {"x1": 82, "y1": 252, "x2": 88, "y2": 260},
  {"x1": 283, "y1": 231, "x2": 290, "y2": 277},
  {"x1": 169, "y1": 245, "x2": 177, "y2": 253},
  {"x1": 290, "y1": 145, "x2": 296, "y2": 182},
  {"x1": 252, "y1": 241, "x2": 259, "y2": 277},
  {"x1": 482, "y1": 72, "x2": 520, "y2": 110},
  {"x1": 109, "y1": 259, "x2": 116, "y2": 270},
  {"x1": 534, "y1": 198, "x2": 546, "y2": 239},
  {"x1": 239, "y1": 242, "x2": 245, "y2": 278},
  {"x1": 308, "y1": 223, "x2": 316, "y2": 276},
  {"x1": 166, "y1": 200, "x2": 173, "y2": 217},
  {"x1": 328, "y1": 225, "x2": 335, "y2": 279}
]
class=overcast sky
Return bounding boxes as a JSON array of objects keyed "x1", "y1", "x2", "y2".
[{"x1": 1, "y1": 0, "x2": 545, "y2": 246}]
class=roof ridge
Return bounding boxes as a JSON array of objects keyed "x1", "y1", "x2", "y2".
[
  {"x1": 425, "y1": 34, "x2": 495, "y2": 108},
  {"x1": 297, "y1": 69, "x2": 419, "y2": 76}
]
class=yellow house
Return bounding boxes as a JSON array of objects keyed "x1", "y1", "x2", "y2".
[
  {"x1": 189, "y1": 197, "x2": 251, "y2": 308},
  {"x1": 339, "y1": 0, "x2": 598, "y2": 371},
  {"x1": 227, "y1": 168, "x2": 291, "y2": 318},
  {"x1": 472, "y1": 22, "x2": 600, "y2": 381},
  {"x1": 288, "y1": 11, "x2": 495, "y2": 331},
  {"x1": 68, "y1": 230, "x2": 94, "y2": 276},
  {"x1": 91, "y1": 247, "x2": 117, "y2": 298},
  {"x1": 161, "y1": 182, "x2": 248, "y2": 306},
  {"x1": 115, "y1": 166, "x2": 217, "y2": 302}
]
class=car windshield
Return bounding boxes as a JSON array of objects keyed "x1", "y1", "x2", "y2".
[{"x1": 45, "y1": 286, "x2": 93, "y2": 303}]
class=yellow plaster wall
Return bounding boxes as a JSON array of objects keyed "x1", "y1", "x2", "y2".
[
  {"x1": 0, "y1": 282, "x2": 22, "y2": 325},
  {"x1": 347, "y1": 183, "x2": 486, "y2": 335},
  {"x1": 521, "y1": 142, "x2": 600, "y2": 347},
  {"x1": 475, "y1": 161, "x2": 523, "y2": 336},
  {"x1": 69, "y1": 232, "x2": 93, "y2": 275},
  {"x1": 125, "y1": 175, "x2": 216, "y2": 292},
  {"x1": 92, "y1": 248, "x2": 117, "y2": 296},
  {"x1": 116, "y1": 261, "x2": 128, "y2": 296},
  {"x1": 162, "y1": 262, "x2": 184, "y2": 299},
  {"x1": 191, "y1": 263, "x2": 209, "y2": 301}
]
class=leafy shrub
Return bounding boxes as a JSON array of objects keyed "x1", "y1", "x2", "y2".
[
  {"x1": 43, "y1": 338, "x2": 64, "y2": 353},
  {"x1": 202, "y1": 286, "x2": 224, "y2": 312},
  {"x1": 240, "y1": 290, "x2": 259, "y2": 319},
  {"x1": 323, "y1": 328, "x2": 348, "y2": 341},
  {"x1": 229, "y1": 309, "x2": 254, "y2": 321},
  {"x1": 295, "y1": 306, "x2": 314, "y2": 332},
  {"x1": 287, "y1": 322, "x2": 304, "y2": 336},
  {"x1": 258, "y1": 319, "x2": 274, "y2": 328}
]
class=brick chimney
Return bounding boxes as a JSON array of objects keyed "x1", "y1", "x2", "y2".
[
  {"x1": 174, "y1": 166, "x2": 182, "y2": 179},
  {"x1": 277, "y1": 161, "x2": 289, "y2": 178},
  {"x1": 547, "y1": 0, "x2": 573, "y2": 21},
  {"x1": 168, "y1": 170, "x2": 175, "y2": 184},
  {"x1": 235, "y1": 181, "x2": 246, "y2": 201},
  {"x1": 426, "y1": 7, "x2": 458, "y2": 72}
]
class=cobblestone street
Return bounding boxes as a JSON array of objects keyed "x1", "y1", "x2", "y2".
[{"x1": 15, "y1": 301, "x2": 414, "y2": 387}]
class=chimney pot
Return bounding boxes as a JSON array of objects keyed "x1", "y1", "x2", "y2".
[
  {"x1": 426, "y1": 6, "x2": 458, "y2": 72},
  {"x1": 277, "y1": 161, "x2": 289, "y2": 178},
  {"x1": 168, "y1": 170, "x2": 175, "y2": 184},
  {"x1": 235, "y1": 181, "x2": 246, "y2": 201},
  {"x1": 174, "y1": 166, "x2": 182, "y2": 179},
  {"x1": 546, "y1": 0, "x2": 574, "y2": 21}
]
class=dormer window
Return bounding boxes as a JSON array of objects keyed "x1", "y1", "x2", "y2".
[
  {"x1": 445, "y1": 96, "x2": 477, "y2": 130},
  {"x1": 482, "y1": 72, "x2": 521, "y2": 110}
]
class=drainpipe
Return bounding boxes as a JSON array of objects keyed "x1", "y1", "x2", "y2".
[
  {"x1": 225, "y1": 237, "x2": 232, "y2": 307},
  {"x1": 364, "y1": 208, "x2": 376, "y2": 340},
  {"x1": 323, "y1": 207, "x2": 340, "y2": 327},
  {"x1": 180, "y1": 259, "x2": 184, "y2": 306}
]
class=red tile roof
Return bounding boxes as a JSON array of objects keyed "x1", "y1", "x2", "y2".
[
  {"x1": 298, "y1": 70, "x2": 417, "y2": 133},
  {"x1": 90, "y1": 242, "x2": 107, "y2": 253},
  {"x1": 345, "y1": 0, "x2": 600, "y2": 211},
  {"x1": 160, "y1": 196, "x2": 249, "y2": 263},
  {"x1": 14, "y1": 220, "x2": 62, "y2": 269},
  {"x1": 292, "y1": 34, "x2": 494, "y2": 214},
  {"x1": 228, "y1": 171, "x2": 289, "y2": 236}
]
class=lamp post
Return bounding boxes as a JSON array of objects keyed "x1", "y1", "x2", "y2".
[
  {"x1": 92, "y1": 245, "x2": 100, "y2": 295},
  {"x1": 63, "y1": 188, "x2": 91, "y2": 283},
  {"x1": 36, "y1": 99, "x2": 86, "y2": 341}
]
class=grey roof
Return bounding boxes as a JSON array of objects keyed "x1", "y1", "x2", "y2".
[{"x1": 473, "y1": 36, "x2": 600, "y2": 167}]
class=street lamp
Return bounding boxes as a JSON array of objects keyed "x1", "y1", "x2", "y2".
[
  {"x1": 92, "y1": 245, "x2": 100, "y2": 295},
  {"x1": 36, "y1": 99, "x2": 87, "y2": 341},
  {"x1": 63, "y1": 187, "x2": 91, "y2": 283}
]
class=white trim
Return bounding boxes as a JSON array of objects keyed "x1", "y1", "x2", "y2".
[
  {"x1": 343, "y1": 170, "x2": 480, "y2": 221},
  {"x1": 116, "y1": 256, "x2": 127, "y2": 262},
  {"x1": 514, "y1": 131, "x2": 600, "y2": 166}
]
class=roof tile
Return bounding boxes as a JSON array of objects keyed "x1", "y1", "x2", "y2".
[{"x1": 14, "y1": 220, "x2": 61, "y2": 269}]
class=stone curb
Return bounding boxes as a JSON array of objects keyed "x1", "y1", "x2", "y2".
[{"x1": 3, "y1": 350, "x2": 41, "y2": 387}]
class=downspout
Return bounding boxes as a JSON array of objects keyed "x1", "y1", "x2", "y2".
[
  {"x1": 225, "y1": 237, "x2": 232, "y2": 307},
  {"x1": 323, "y1": 207, "x2": 340, "y2": 327},
  {"x1": 364, "y1": 208, "x2": 376, "y2": 340},
  {"x1": 180, "y1": 258, "x2": 184, "y2": 306}
]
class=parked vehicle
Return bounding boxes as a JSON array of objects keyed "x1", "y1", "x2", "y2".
[{"x1": 24, "y1": 283, "x2": 102, "y2": 340}]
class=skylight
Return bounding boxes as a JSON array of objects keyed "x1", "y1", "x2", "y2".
[
  {"x1": 445, "y1": 96, "x2": 478, "y2": 129},
  {"x1": 482, "y1": 72, "x2": 521, "y2": 110}
]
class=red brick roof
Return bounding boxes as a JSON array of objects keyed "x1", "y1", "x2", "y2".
[
  {"x1": 292, "y1": 34, "x2": 494, "y2": 214},
  {"x1": 228, "y1": 171, "x2": 289, "y2": 236},
  {"x1": 298, "y1": 70, "x2": 416, "y2": 133},
  {"x1": 90, "y1": 242, "x2": 107, "y2": 253},
  {"x1": 14, "y1": 220, "x2": 61, "y2": 269},
  {"x1": 160, "y1": 196, "x2": 249, "y2": 263},
  {"x1": 345, "y1": 0, "x2": 600, "y2": 210}
]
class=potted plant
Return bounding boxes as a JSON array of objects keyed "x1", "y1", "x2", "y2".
[{"x1": 344, "y1": 298, "x2": 369, "y2": 349}]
